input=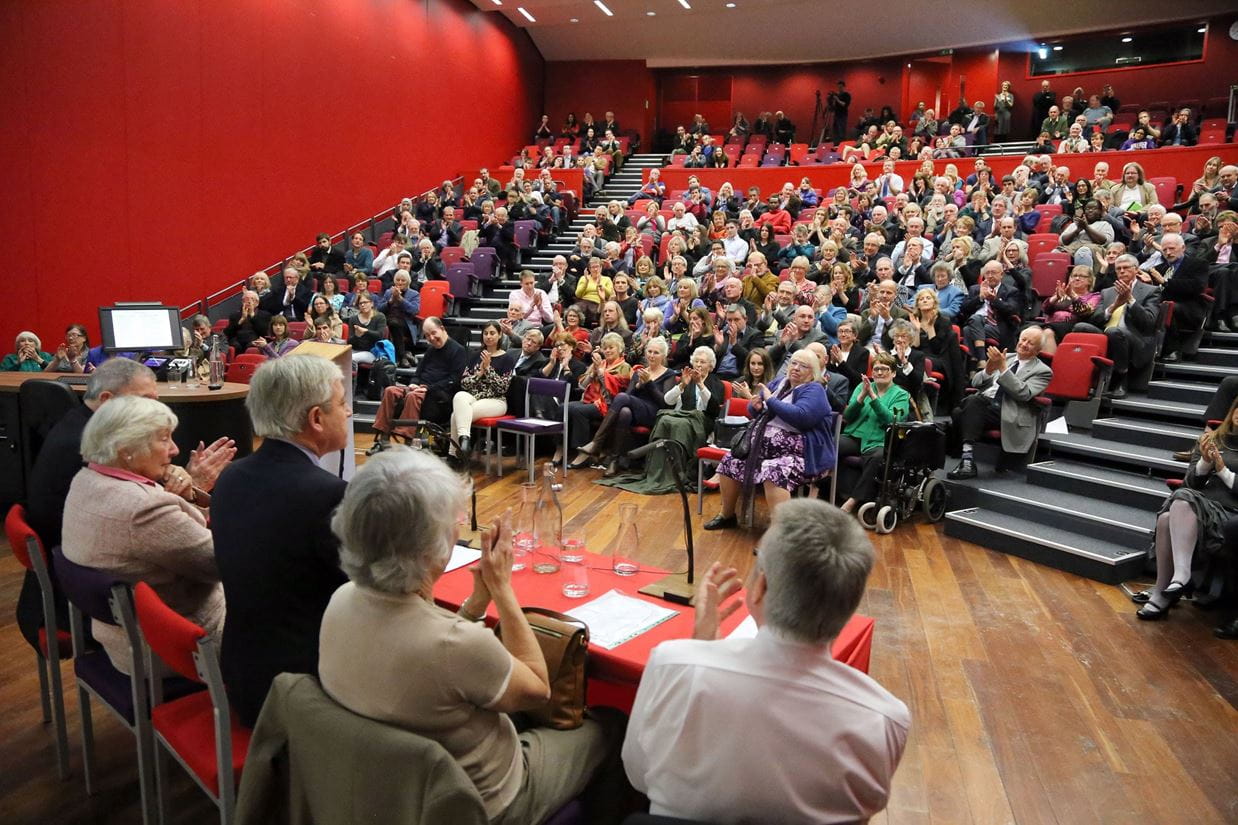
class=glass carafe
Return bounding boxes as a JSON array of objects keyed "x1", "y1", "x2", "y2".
[
  {"x1": 511, "y1": 482, "x2": 537, "y2": 571},
  {"x1": 532, "y1": 463, "x2": 563, "y2": 574},
  {"x1": 610, "y1": 503, "x2": 639, "y2": 576}
]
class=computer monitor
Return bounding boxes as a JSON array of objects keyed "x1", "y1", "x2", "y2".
[{"x1": 98, "y1": 304, "x2": 183, "y2": 353}]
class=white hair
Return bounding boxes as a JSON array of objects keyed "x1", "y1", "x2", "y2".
[
  {"x1": 691, "y1": 345, "x2": 717, "y2": 370},
  {"x1": 246, "y1": 355, "x2": 341, "y2": 440},
  {"x1": 80, "y1": 396, "x2": 178, "y2": 466},
  {"x1": 332, "y1": 447, "x2": 469, "y2": 594}
]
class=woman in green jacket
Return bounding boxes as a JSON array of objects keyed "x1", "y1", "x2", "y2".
[
  {"x1": 839, "y1": 352, "x2": 911, "y2": 514},
  {"x1": 2, "y1": 331, "x2": 53, "y2": 372}
]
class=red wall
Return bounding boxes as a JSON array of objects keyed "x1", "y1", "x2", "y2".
[
  {"x1": 0, "y1": 0, "x2": 544, "y2": 343},
  {"x1": 543, "y1": 61, "x2": 656, "y2": 147},
  {"x1": 648, "y1": 144, "x2": 1237, "y2": 198}
]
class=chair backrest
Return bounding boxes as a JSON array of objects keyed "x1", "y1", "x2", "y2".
[
  {"x1": 133, "y1": 581, "x2": 205, "y2": 684},
  {"x1": 1148, "y1": 176, "x2": 1177, "y2": 206},
  {"x1": 1042, "y1": 342, "x2": 1103, "y2": 402},
  {"x1": 5, "y1": 503, "x2": 40, "y2": 572},
  {"x1": 725, "y1": 397, "x2": 749, "y2": 417},
  {"x1": 51, "y1": 545, "x2": 120, "y2": 626},
  {"x1": 469, "y1": 247, "x2": 497, "y2": 281},
  {"x1": 526, "y1": 377, "x2": 572, "y2": 403},
  {"x1": 1026, "y1": 233, "x2": 1059, "y2": 263},
  {"x1": 225, "y1": 361, "x2": 260, "y2": 385},
  {"x1": 513, "y1": 220, "x2": 540, "y2": 250},
  {"x1": 417, "y1": 281, "x2": 452, "y2": 321},
  {"x1": 19, "y1": 379, "x2": 80, "y2": 477},
  {"x1": 1060, "y1": 331, "x2": 1108, "y2": 357},
  {"x1": 233, "y1": 353, "x2": 267, "y2": 366},
  {"x1": 1032, "y1": 253, "x2": 1071, "y2": 297},
  {"x1": 444, "y1": 263, "x2": 473, "y2": 299},
  {"x1": 440, "y1": 246, "x2": 466, "y2": 267}
]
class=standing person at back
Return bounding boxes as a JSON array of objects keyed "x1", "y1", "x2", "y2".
[
  {"x1": 210, "y1": 355, "x2": 351, "y2": 726},
  {"x1": 623, "y1": 498, "x2": 909, "y2": 822}
]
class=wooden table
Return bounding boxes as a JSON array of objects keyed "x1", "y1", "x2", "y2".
[
  {"x1": 0, "y1": 372, "x2": 253, "y2": 508},
  {"x1": 434, "y1": 549, "x2": 875, "y2": 711}
]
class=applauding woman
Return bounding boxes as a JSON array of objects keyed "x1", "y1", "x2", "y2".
[
  {"x1": 564, "y1": 333, "x2": 631, "y2": 461},
  {"x1": 3, "y1": 331, "x2": 52, "y2": 372},
  {"x1": 837, "y1": 353, "x2": 912, "y2": 515},
  {"x1": 451, "y1": 322, "x2": 516, "y2": 457}
]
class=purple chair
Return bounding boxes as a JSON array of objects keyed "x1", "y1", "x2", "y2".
[
  {"x1": 513, "y1": 220, "x2": 540, "y2": 265},
  {"x1": 445, "y1": 262, "x2": 475, "y2": 303},
  {"x1": 469, "y1": 247, "x2": 497, "y2": 287},
  {"x1": 496, "y1": 377, "x2": 572, "y2": 481},
  {"x1": 52, "y1": 547, "x2": 199, "y2": 823}
]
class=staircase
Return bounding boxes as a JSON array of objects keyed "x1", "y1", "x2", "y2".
[
  {"x1": 943, "y1": 329, "x2": 1238, "y2": 583},
  {"x1": 351, "y1": 153, "x2": 664, "y2": 433}
]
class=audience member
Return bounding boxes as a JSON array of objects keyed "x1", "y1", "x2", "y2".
[
  {"x1": 63, "y1": 396, "x2": 224, "y2": 675},
  {"x1": 368, "y1": 317, "x2": 469, "y2": 453},
  {"x1": 210, "y1": 354, "x2": 351, "y2": 726},
  {"x1": 838, "y1": 352, "x2": 913, "y2": 514}
]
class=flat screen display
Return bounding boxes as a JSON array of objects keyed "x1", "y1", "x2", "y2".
[{"x1": 99, "y1": 305, "x2": 182, "y2": 352}]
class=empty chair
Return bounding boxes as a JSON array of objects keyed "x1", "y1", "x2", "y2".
[
  {"x1": 1025, "y1": 233, "x2": 1061, "y2": 264},
  {"x1": 1032, "y1": 252, "x2": 1072, "y2": 298},
  {"x1": 1036, "y1": 204, "x2": 1063, "y2": 233},
  {"x1": 444, "y1": 262, "x2": 475, "y2": 301},
  {"x1": 1148, "y1": 176, "x2": 1178, "y2": 207},
  {"x1": 5, "y1": 504, "x2": 71, "y2": 779},
  {"x1": 496, "y1": 378, "x2": 572, "y2": 482},
  {"x1": 1041, "y1": 340, "x2": 1112, "y2": 427},
  {"x1": 134, "y1": 582, "x2": 251, "y2": 825},
  {"x1": 416, "y1": 281, "x2": 454, "y2": 321},
  {"x1": 18, "y1": 379, "x2": 80, "y2": 480},
  {"x1": 439, "y1": 246, "x2": 466, "y2": 267},
  {"x1": 469, "y1": 247, "x2": 498, "y2": 285}
]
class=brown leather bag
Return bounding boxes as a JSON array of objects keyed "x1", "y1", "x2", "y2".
[{"x1": 497, "y1": 607, "x2": 589, "y2": 730}]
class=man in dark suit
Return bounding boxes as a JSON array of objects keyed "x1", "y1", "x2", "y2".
[
  {"x1": 504, "y1": 328, "x2": 550, "y2": 418},
  {"x1": 425, "y1": 205, "x2": 463, "y2": 251},
  {"x1": 211, "y1": 354, "x2": 351, "y2": 726},
  {"x1": 308, "y1": 233, "x2": 346, "y2": 275},
  {"x1": 1074, "y1": 254, "x2": 1160, "y2": 397},
  {"x1": 949, "y1": 326, "x2": 1053, "y2": 478},
  {"x1": 479, "y1": 205, "x2": 518, "y2": 275},
  {"x1": 226, "y1": 290, "x2": 273, "y2": 351},
  {"x1": 1031, "y1": 80, "x2": 1056, "y2": 135},
  {"x1": 266, "y1": 267, "x2": 313, "y2": 319},
  {"x1": 1159, "y1": 110, "x2": 1198, "y2": 147},
  {"x1": 1152, "y1": 234, "x2": 1211, "y2": 361},
  {"x1": 715, "y1": 304, "x2": 765, "y2": 379},
  {"x1": 959, "y1": 261, "x2": 1023, "y2": 358}
]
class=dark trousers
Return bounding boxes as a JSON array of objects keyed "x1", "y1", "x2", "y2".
[
  {"x1": 567, "y1": 401, "x2": 603, "y2": 451},
  {"x1": 1204, "y1": 376, "x2": 1238, "y2": 423},
  {"x1": 1073, "y1": 322, "x2": 1137, "y2": 379},
  {"x1": 952, "y1": 393, "x2": 1001, "y2": 446},
  {"x1": 593, "y1": 392, "x2": 658, "y2": 457},
  {"x1": 840, "y1": 434, "x2": 884, "y2": 503}
]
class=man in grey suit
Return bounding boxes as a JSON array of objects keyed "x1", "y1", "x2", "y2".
[
  {"x1": 948, "y1": 326, "x2": 1053, "y2": 478},
  {"x1": 1073, "y1": 254, "x2": 1160, "y2": 398}
]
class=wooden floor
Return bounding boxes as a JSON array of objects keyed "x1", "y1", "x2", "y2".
[{"x1": 3, "y1": 436, "x2": 1237, "y2": 824}]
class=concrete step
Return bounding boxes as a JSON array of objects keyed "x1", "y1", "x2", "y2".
[
  {"x1": 1204, "y1": 329, "x2": 1238, "y2": 346},
  {"x1": 1107, "y1": 396, "x2": 1206, "y2": 425},
  {"x1": 1194, "y1": 347, "x2": 1238, "y2": 368},
  {"x1": 1146, "y1": 380, "x2": 1222, "y2": 406},
  {"x1": 944, "y1": 507, "x2": 1145, "y2": 584},
  {"x1": 943, "y1": 474, "x2": 1155, "y2": 550},
  {"x1": 1025, "y1": 458, "x2": 1173, "y2": 512},
  {"x1": 1159, "y1": 361, "x2": 1235, "y2": 382},
  {"x1": 1038, "y1": 429, "x2": 1185, "y2": 474},
  {"x1": 1089, "y1": 417, "x2": 1201, "y2": 452}
]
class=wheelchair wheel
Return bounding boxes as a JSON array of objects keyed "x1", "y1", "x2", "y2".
[
  {"x1": 876, "y1": 505, "x2": 898, "y2": 534},
  {"x1": 857, "y1": 502, "x2": 878, "y2": 531},
  {"x1": 921, "y1": 478, "x2": 948, "y2": 522}
]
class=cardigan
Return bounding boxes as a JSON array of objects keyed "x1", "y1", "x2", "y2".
[{"x1": 761, "y1": 379, "x2": 836, "y2": 477}]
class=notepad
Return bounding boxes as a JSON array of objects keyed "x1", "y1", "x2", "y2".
[
  {"x1": 566, "y1": 590, "x2": 679, "y2": 650},
  {"x1": 445, "y1": 543, "x2": 482, "y2": 573}
]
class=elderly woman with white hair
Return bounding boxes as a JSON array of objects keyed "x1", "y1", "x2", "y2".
[
  {"x1": 705, "y1": 348, "x2": 836, "y2": 530},
  {"x1": 2, "y1": 331, "x2": 53, "y2": 371},
  {"x1": 61, "y1": 395, "x2": 223, "y2": 675},
  {"x1": 564, "y1": 332, "x2": 632, "y2": 459},
  {"x1": 318, "y1": 449, "x2": 625, "y2": 824},
  {"x1": 600, "y1": 345, "x2": 725, "y2": 492}
]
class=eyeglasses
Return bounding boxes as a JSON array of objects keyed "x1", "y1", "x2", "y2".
[{"x1": 871, "y1": 366, "x2": 894, "y2": 374}]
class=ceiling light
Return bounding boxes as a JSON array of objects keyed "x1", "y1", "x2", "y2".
[
  {"x1": 725, "y1": 2, "x2": 736, "y2": 6},
  {"x1": 646, "y1": 10, "x2": 656, "y2": 15},
  {"x1": 594, "y1": 0, "x2": 613, "y2": 16},
  {"x1": 570, "y1": 17, "x2": 579, "y2": 22},
  {"x1": 491, "y1": 0, "x2": 502, "y2": 5},
  {"x1": 678, "y1": 0, "x2": 692, "y2": 8},
  {"x1": 1052, "y1": 45, "x2": 1062, "y2": 51},
  {"x1": 1037, "y1": 47, "x2": 1047, "y2": 59},
  {"x1": 1121, "y1": 36, "x2": 1132, "y2": 43},
  {"x1": 517, "y1": 6, "x2": 535, "y2": 21},
  {"x1": 1197, "y1": 26, "x2": 1206, "y2": 33}
]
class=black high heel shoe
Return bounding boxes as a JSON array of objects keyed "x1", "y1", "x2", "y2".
[
  {"x1": 1162, "y1": 581, "x2": 1190, "y2": 605},
  {"x1": 1136, "y1": 602, "x2": 1170, "y2": 621}
]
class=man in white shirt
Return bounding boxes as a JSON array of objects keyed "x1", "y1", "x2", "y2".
[
  {"x1": 623, "y1": 499, "x2": 910, "y2": 824},
  {"x1": 721, "y1": 219, "x2": 749, "y2": 265},
  {"x1": 875, "y1": 158, "x2": 904, "y2": 198},
  {"x1": 666, "y1": 201, "x2": 699, "y2": 233}
]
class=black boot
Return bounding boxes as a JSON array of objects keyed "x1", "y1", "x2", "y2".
[{"x1": 947, "y1": 456, "x2": 977, "y2": 480}]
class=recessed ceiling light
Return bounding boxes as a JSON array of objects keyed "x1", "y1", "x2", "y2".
[
  {"x1": 725, "y1": 2, "x2": 736, "y2": 6},
  {"x1": 594, "y1": 1, "x2": 613, "y2": 16},
  {"x1": 490, "y1": 0, "x2": 502, "y2": 5},
  {"x1": 517, "y1": 6, "x2": 535, "y2": 21},
  {"x1": 646, "y1": 10, "x2": 656, "y2": 15},
  {"x1": 678, "y1": 0, "x2": 692, "y2": 8},
  {"x1": 1197, "y1": 26, "x2": 1206, "y2": 33},
  {"x1": 1121, "y1": 36, "x2": 1132, "y2": 43},
  {"x1": 1052, "y1": 45, "x2": 1062, "y2": 51},
  {"x1": 570, "y1": 17, "x2": 579, "y2": 22}
]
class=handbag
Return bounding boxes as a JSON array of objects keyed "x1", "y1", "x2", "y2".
[
  {"x1": 496, "y1": 607, "x2": 589, "y2": 730},
  {"x1": 728, "y1": 419, "x2": 757, "y2": 460}
]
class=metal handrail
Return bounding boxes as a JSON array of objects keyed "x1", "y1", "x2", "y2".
[{"x1": 176, "y1": 177, "x2": 463, "y2": 320}]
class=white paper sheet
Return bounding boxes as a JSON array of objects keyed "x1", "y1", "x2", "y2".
[
  {"x1": 726, "y1": 615, "x2": 758, "y2": 640},
  {"x1": 565, "y1": 589, "x2": 679, "y2": 650},
  {"x1": 445, "y1": 543, "x2": 482, "y2": 573},
  {"x1": 1044, "y1": 415, "x2": 1069, "y2": 434}
]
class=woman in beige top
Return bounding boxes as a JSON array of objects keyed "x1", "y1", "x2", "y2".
[
  {"x1": 61, "y1": 396, "x2": 223, "y2": 675},
  {"x1": 318, "y1": 449, "x2": 624, "y2": 824}
]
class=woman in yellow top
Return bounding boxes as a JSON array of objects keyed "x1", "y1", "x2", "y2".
[{"x1": 569, "y1": 257, "x2": 614, "y2": 326}]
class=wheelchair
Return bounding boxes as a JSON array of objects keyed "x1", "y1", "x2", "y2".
[{"x1": 856, "y1": 420, "x2": 949, "y2": 534}]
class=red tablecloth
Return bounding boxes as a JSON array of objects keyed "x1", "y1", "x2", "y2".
[{"x1": 434, "y1": 550, "x2": 874, "y2": 711}]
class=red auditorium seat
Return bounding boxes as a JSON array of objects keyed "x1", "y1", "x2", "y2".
[
  {"x1": 417, "y1": 280, "x2": 453, "y2": 321},
  {"x1": 1031, "y1": 253, "x2": 1072, "y2": 298},
  {"x1": 1026, "y1": 233, "x2": 1060, "y2": 264},
  {"x1": 1148, "y1": 177, "x2": 1178, "y2": 207}
]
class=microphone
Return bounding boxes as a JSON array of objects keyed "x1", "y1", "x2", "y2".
[{"x1": 626, "y1": 439, "x2": 670, "y2": 463}]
